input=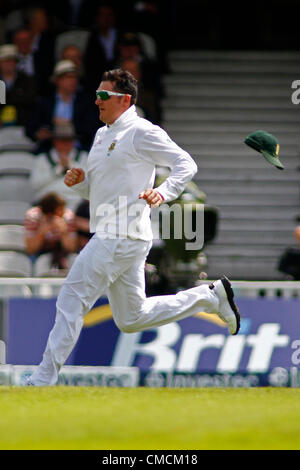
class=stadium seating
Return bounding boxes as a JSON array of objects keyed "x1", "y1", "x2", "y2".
[
  {"x1": 0, "y1": 251, "x2": 32, "y2": 277},
  {"x1": 0, "y1": 149, "x2": 35, "y2": 204},
  {"x1": 33, "y1": 252, "x2": 78, "y2": 277},
  {"x1": 0, "y1": 176, "x2": 34, "y2": 203},
  {"x1": 0, "y1": 225, "x2": 25, "y2": 252},
  {"x1": 0, "y1": 201, "x2": 30, "y2": 225},
  {"x1": 0, "y1": 126, "x2": 35, "y2": 152},
  {"x1": 163, "y1": 50, "x2": 300, "y2": 279},
  {"x1": 0, "y1": 151, "x2": 35, "y2": 176}
]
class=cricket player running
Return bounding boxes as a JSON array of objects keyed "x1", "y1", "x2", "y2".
[{"x1": 28, "y1": 69, "x2": 240, "y2": 386}]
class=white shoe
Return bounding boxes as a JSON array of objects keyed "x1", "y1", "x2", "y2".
[
  {"x1": 24, "y1": 376, "x2": 35, "y2": 386},
  {"x1": 209, "y1": 275, "x2": 240, "y2": 335}
]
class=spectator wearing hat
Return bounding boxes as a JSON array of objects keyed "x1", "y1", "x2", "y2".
[
  {"x1": 60, "y1": 44, "x2": 89, "y2": 93},
  {"x1": 0, "y1": 44, "x2": 36, "y2": 127},
  {"x1": 29, "y1": 122, "x2": 88, "y2": 210},
  {"x1": 25, "y1": 59, "x2": 99, "y2": 154},
  {"x1": 24, "y1": 192, "x2": 78, "y2": 270}
]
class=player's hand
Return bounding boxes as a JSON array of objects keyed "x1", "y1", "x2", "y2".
[
  {"x1": 64, "y1": 168, "x2": 85, "y2": 187},
  {"x1": 139, "y1": 189, "x2": 164, "y2": 208}
]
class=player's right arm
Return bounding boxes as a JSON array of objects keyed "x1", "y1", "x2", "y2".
[
  {"x1": 64, "y1": 168, "x2": 85, "y2": 186},
  {"x1": 65, "y1": 168, "x2": 90, "y2": 200}
]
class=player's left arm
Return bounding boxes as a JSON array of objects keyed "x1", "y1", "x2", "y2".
[{"x1": 134, "y1": 126, "x2": 198, "y2": 204}]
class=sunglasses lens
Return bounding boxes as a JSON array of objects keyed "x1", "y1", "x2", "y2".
[{"x1": 96, "y1": 91, "x2": 110, "y2": 100}]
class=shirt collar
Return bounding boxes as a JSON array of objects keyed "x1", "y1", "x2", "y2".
[{"x1": 107, "y1": 105, "x2": 137, "y2": 129}]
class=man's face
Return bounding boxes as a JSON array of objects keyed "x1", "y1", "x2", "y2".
[
  {"x1": 14, "y1": 30, "x2": 32, "y2": 55},
  {"x1": 0, "y1": 58, "x2": 17, "y2": 76},
  {"x1": 62, "y1": 46, "x2": 82, "y2": 69},
  {"x1": 56, "y1": 72, "x2": 78, "y2": 94},
  {"x1": 95, "y1": 81, "x2": 130, "y2": 125},
  {"x1": 53, "y1": 138, "x2": 73, "y2": 154},
  {"x1": 96, "y1": 6, "x2": 115, "y2": 31}
]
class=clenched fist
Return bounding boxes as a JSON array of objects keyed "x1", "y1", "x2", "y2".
[
  {"x1": 64, "y1": 168, "x2": 85, "y2": 187},
  {"x1": 139, "y1": 188, "x2": 164, "y2": 208}
]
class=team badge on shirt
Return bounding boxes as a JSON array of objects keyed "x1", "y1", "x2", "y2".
[{"x1": 107, "y1": 140, "x2": 117, "y2": 156}]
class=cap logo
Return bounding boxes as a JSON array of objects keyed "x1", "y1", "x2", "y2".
[{"x1": 275, "y1": 144, "x2": 280, "y2": 156}]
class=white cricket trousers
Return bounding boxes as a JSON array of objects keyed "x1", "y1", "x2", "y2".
[{"x1": 30, "y1": 235, "x2": 220, "y2": 385}]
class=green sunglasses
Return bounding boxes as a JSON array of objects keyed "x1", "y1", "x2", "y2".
[{"x1": 96, "y1": 90, "x2": 128, "y2": 100}]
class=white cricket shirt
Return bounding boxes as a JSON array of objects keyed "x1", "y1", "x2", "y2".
[{"x1": 71, "y1": 105, "x2": 197, "y2": 241}]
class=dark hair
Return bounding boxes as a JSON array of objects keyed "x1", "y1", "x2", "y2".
[
  {"x1": 101, "y1": 68, "x2": 137, "y2": 105},
  {"x1": 39, "y1": 192, "x2": 66, "y2": 214}
]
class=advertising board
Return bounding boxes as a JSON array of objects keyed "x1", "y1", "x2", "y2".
[{"x1": 4, "y1": 297, "x2": 300, "y2": 386}]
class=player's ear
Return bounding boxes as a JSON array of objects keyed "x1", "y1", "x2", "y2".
[{"x1": 125, "y1": 94, "x2": 131, "y2": 107}]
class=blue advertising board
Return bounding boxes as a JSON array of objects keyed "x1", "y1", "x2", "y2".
[{"x1": 5, "y1": 297, "x2": 300, "y2": 386}]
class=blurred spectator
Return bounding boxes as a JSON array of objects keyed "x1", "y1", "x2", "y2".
[
  {"x1": 60, "y1": 44, "x2": 88, "y2": 91},
  {"x1": 117, "y1": 32, "x2": 163, "y2": 122},
  {"x1": 130, "y1": 0, "x2": 170, "y2": 74},
  {"x1": 47, "y1": 0, "x2": 98, "y2": 30},
  {"x1": 25, "y1": 59, "x2": 100, "y2": 153},
  {"x1": 61, "y1": 44, "x2": 83, "y2": 74},
  {"x1": 24, "y1": 6, "x2": 56, "y2": 94},
  {"x1": 118, "y1": 32, "x2": 143, "y2": 63},
  {"x1": 29, "y1": 122, "x2": 88, "y2": 210},
  {"x1": 74, "y1": 199, "x2": 93, "y2": 250},
  {"x1": 118, "y1": 32, "x2": 163, "y2": 94},
  {"x1": 83, "y1": 2, "x2": 120, "y2": 93},
  {"x1": 120, "y1": 56, "x2": 161, "y2": 123},
  {"x1": 24, "y1": 192, "x2": 78, "y2": 269},
  {"x1": 13, "y1": 25, "x2": 53, "y2": 95},
  {"x1": 13, "y1": 27, "x2": 36, "y2": 78},
  {"x1": 0, "y1": 43, "x2": 36, "y2": 127}
]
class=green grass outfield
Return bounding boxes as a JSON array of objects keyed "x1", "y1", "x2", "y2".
[{"x1": 0, "y1": 387, "x2": 300, "y2": 450}]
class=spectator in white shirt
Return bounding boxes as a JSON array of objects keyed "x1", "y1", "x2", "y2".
[{"x1": 29, "y1": 122, "x2": 88, "y2": 210}]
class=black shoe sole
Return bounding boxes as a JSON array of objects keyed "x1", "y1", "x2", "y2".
[{"x1": 220, "y1": 275, "x2": 241, "y2": 335}]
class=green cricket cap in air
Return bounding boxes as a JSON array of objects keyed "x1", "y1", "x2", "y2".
[{"x1": 244, "y1": 130, "x2": 284, "y2": 170}]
